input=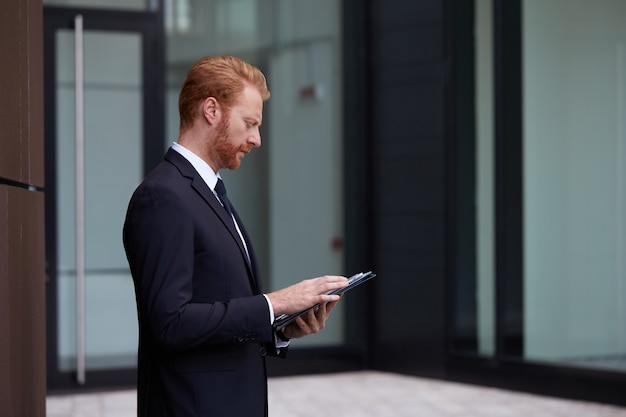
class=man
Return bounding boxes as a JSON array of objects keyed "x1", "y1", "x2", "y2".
[{"x1": 123, "y1": 55, "x2": 348, "y2": 417}]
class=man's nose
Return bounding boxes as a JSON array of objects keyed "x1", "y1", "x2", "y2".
[{"x1": 249, "y1": 129, "x2": 261, "y2": 147}]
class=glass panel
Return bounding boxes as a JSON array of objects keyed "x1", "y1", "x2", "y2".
[
  {"x1": 268, "y1": 40, "x2": 344, "y2": 346},
  {"x1": 453, "y1": 0, "x2": 496, "y2": 356},
  {"x1": 475, "y1": 0, "x2": 495, "y2": 357},
  {"x1": 56, "y1": 29, "x2": 142, "y2": 371},
  {"x1": 523, "y1": 0, "x2": 626, "y2": 372},
  {"x1": 165, "y1": 0, "x2": 345, "y2": 347},
  {"x1": 44, "y1": 0, "x2": 149, "y2": 11}
]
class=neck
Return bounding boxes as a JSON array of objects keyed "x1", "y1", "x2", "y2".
[{"x1": 177, "y1": 130, "x2": 219, "y2": 173}]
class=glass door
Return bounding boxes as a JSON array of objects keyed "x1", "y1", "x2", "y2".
[{"x1": 44, "y1": 6, "x2": 164, "y2": 390}]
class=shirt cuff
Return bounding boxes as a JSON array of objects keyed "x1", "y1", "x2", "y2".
[
  {"x1": 262, "y1": 294, "x2": 275, "y2": 324},
  {"x1": 276, "y1": 338, "x2": 290, "y2": 348},
  {"x1": 263, "y1": 294, "x2": 290, "y2": 348}
]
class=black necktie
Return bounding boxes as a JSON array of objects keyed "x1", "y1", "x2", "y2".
[
  {"x1": 215, "y1": 178, "x2": 254, "y2": 272},
  {"x1": 214, "y1": 179, "x2": 234, "y2": 216}
]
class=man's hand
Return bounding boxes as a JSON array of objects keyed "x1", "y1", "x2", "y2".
[
  {"x1": 266, "y1": 275, "x2": 348, "y2": 316},
  {"x1": 280, "y1": 300, "x2": 340, "y2": 339}
]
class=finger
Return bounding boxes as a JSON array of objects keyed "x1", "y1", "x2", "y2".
[
  {"x1": 314, "y1": 301, "x2": 337, "y2": 322},
  {"x1": 319, "y1": 282, "x2": 349, "y2": 297},
  {"x1": 317, "y1": 275, "x2": 349, "y2": 288},
  {"x1": 323, "y1": 300, "x2": 340, "y2": 315},
  {"x1": 304, "y1": 308, "x2": 318, "y2": 323},
  {"x1": 330, "y1": 275, "x2": 349, "y2": 282},
  {"x1": 313, "y1": 303, "x2": 325, "y2": 319},
  {"x1": 320, "y1": 293, "x2": 342, "y2": 302},
  {"x1": 284, "y1": 321, "x2": 302, "y2": 339},
  {"x1": 328, "y1": 275, "x2": 349, "y2": 286},
  {"x1": 300, "y1": 310, "x2": 321, "y2": 332}
]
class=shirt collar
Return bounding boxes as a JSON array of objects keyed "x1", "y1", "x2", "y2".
[{"x1": 171, "y1": 141, "x2": 220, "y2": 190}]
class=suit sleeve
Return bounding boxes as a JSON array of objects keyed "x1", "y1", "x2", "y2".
[{"x1": 123, "y1": 180, "x2": 275, "y2": 351}]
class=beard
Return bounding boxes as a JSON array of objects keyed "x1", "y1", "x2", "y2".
[{"x1": 212, "y1": 113, "x2": 251, "y2": 170}]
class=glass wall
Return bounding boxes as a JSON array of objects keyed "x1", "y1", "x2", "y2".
[
  {"x1": 457, "y1": 0, "x2": 626, "y2": 374},
  {"x1": 475, "y1": 0, "x2": 496, "y2": 357},
  {"x1": 164, "y1": 0, "x2": 345, "y2": 347},
  {"x1": 523, "y1": 0, "x2": 626, "y2": 371}
]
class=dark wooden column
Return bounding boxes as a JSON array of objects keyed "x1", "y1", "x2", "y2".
[{"x1": 0, "y1": 0, "x2": 46, "y2": 415}]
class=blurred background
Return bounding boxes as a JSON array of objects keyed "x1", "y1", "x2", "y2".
[{"x1": 2, "y1": 0, "x2": 625, "y2": 414}]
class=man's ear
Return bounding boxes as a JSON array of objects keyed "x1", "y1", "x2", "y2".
[{"x1": 202, "y1": 97, "x2": 220, "y2": 125}]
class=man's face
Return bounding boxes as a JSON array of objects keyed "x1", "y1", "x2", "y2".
[{"x1": 212, "y1": 85, "x2": 263, "y2": 171}]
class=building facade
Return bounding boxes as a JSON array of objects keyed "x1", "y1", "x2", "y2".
[{"x1": 1, "y1": 0, "x2": 625, "y2": 413}]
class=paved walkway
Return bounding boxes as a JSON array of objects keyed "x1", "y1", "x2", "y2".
[{"x1": 47, "y1": 371, "x2": 626, "y2": 417}]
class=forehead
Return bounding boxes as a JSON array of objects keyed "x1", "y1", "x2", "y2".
[{"x1": 230, "y1": 84, "x2": 263, "y2": 120}]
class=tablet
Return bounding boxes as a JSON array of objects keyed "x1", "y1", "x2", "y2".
[{"x1": 273, "y1": 271, "x2": 376, "y2": 330}]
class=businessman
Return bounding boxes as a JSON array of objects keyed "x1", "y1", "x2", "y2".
[{"x1": 123, "y1": 55, "x2": 348, "y2": 417}]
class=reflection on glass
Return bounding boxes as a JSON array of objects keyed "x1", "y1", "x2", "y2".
[
  {"x1": 523, "y1": 0, "x2": 626, "y2": 372},
  {"x1": 475, "y1": 0, "x2": 495, "y2": 357},
  {"x1": 165, "y1": 0, "x2": 345, "y2": 347},
  {"x1": 165, "y1": 0, "x2": 192, "y2": 34}
]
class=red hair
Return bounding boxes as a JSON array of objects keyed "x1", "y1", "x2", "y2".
[{"x1": 178, "y1": 55, "x2": 270, "y2": 131}]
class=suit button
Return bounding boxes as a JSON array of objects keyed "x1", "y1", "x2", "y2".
[{"x1": 259, "y1": 347, "x2": 267, "y2": 356}]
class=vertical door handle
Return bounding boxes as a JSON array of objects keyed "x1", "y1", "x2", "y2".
[{"x1": 75, "y1": 14, "x2": 86, "y2": 386}]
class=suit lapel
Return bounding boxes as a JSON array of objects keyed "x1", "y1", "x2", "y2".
[{"x1": 165, "y1": 149, "x2": 261, "y2": 293}]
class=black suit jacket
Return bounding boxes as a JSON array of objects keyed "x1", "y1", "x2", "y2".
[{"x1": 123, "y1": 148, "x2": 285, "y2": 417}]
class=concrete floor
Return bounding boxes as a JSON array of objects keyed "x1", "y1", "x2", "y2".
[{"x1": 46, "y1": 371, "x2": 626, "y2": 417}]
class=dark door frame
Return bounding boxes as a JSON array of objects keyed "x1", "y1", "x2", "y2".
[{"x1": 43, "y1": 5, "x2": 164, "y2": 392}]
